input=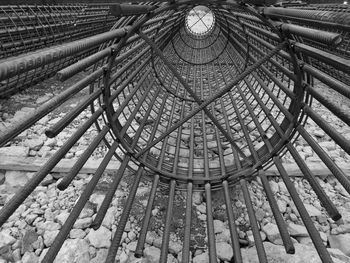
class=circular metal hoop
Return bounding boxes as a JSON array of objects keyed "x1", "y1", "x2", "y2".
[{"x1": 96, "y1": 1, "x2": 304, "y2": 189}]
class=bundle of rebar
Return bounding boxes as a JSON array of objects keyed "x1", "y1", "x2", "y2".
[
  {"x1": 0, "y1": 4, "x2": 117, "y2": 97},
  {"x1": 0, "y1": 0, "x2": 350, "y2": 262}
]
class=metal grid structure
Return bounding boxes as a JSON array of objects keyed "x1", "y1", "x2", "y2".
[
  {"x1": 0, "y1": 0, "x2": 349, "y2": 262},
  {"x1": 0, "y1": 4, "x2": 116, "y2": 97}
]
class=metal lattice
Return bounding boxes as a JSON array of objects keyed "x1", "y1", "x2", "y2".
[{"x1": 0, "y1": 1, "x2": 350, "y2": 263}]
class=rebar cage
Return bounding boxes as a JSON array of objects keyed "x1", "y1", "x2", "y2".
[{"x1": 0, "y1": 0, "x2": 350, "y2": 263}]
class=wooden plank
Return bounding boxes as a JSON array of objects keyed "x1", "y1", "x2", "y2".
[
  {"x1": 0, "y1": 154, "x2": 120, "y2": 174},
  {"x1": 0, "y1": 153, "x2": 349, "y2": 178}
]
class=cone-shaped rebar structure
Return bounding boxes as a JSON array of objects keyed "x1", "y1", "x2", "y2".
[{"x1": 0, "y1": 1, "x2": 350, "y2": 263}]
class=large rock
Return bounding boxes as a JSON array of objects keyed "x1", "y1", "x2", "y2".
[
  {"x1": 127, "y1": 241, "x2": 138, "y2": 252},
  {"x1": 196, "y1": 204, "x2": 206, "y2": 214},
  {"x1": 277, "y1": 200, "x2": 287, "y2": 213},
  {"x1": 329, "y1": 233, "x2": 350, "y2": 256},
  {"x1": 89, "y1": 193, "x2": 105, "y2": 210},
  {"x1": 216, "y1": 242, "x2": 233, "y2": 261},
  {"x1": 214, "y1": 220, "x2": 225, "y2": 234},
  {"x1": 192, "y1": 191, "x2": 203, "y2": 205},
  {"x1": 144, "y1": 231, "x2": 155, "y2": 246},
  {"x1": 78, "y1": 201, "x2": 96, "y2": 219},
  {"x1": 11, "y1": 108, "x2": 35, "y2": 123},
  {"x1": 24, "y1": 138, "x2": 44, "y2": 150},
  {"x1": 37, "y1": 221, "x2": 60, "y2": 231},
  {"x1": 304, "y1": 204, "x2": 322, "y2": 217},
  {"x1": 0, "y1": 231, "x2": 16, "y2": 250},
  {"x1": 216, "y1": 228, "x2": 231, "y2": 244},
  {"x1": 43, "y1": 230, "x2": 59, "y2": 247},
  {"x1": 143, "y1": 246, "x2": 161, "y2": 262},
  {"x1": 73, "y1": 217, "x2": 92, "y2": 229},
  {"x1": 192, "y1": 252, "x2": 209, "y2": 263},
  {"x1": 269, "y1": 181, "x2": 279, "y2": 194},
  {"x1": 69, "y1": 229, "x2": 86, "y2": 239},
  {"x1": 262, "y1": 223, "x2": 282, "y2": 245},
  {"x1": 241, "y1": 242, "x2": 345, "y2": 263},
  {"x1": 332, "y1": 224, "x2": 350, "y2": 235},
  {"x1": 90, "y1": 249, "x2": 108, "y2": 263},
  {"x1": 169, "y1": 240, "x2": 182, "y2": 254},
  {"x1": 319, "y1": 141, "x2": 336, "y2": 151},
  {"x1": 55, "y1": 211, "x2": 70, "y2": 225},
  {"x1": 296, "y1": 236, "x2": 313, "y2": 246},
  {"x1": 278, "y1": 182, "x2": 288, "y2": 194},
  {"x1": 22, "y1": 251, "x2": 39, "y2": 263},
  {"x1": 21, "y1": 230, "x2": 39, "y2": 253},
  {"x1": 5, "y1": 171, "x2": 29, "y2": 187},
  {"x1": 102, "y1": 207, "x2": 116, "y2": 229},
  {"x1": 54, "y1": 239, "x2": 90, "y2": 263},
  {"x1": 288, "y1": 223, "x2": 309, "y2": 237},
  {"x1": 0, "y1": 146, "x2": 29, "y2": 157},
  {"x1": 328, "y1": 248, "x2": 350, "y2": 263},
  {"x1": 86, "y1": 226, "x2": 111, "y2": 248}
]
